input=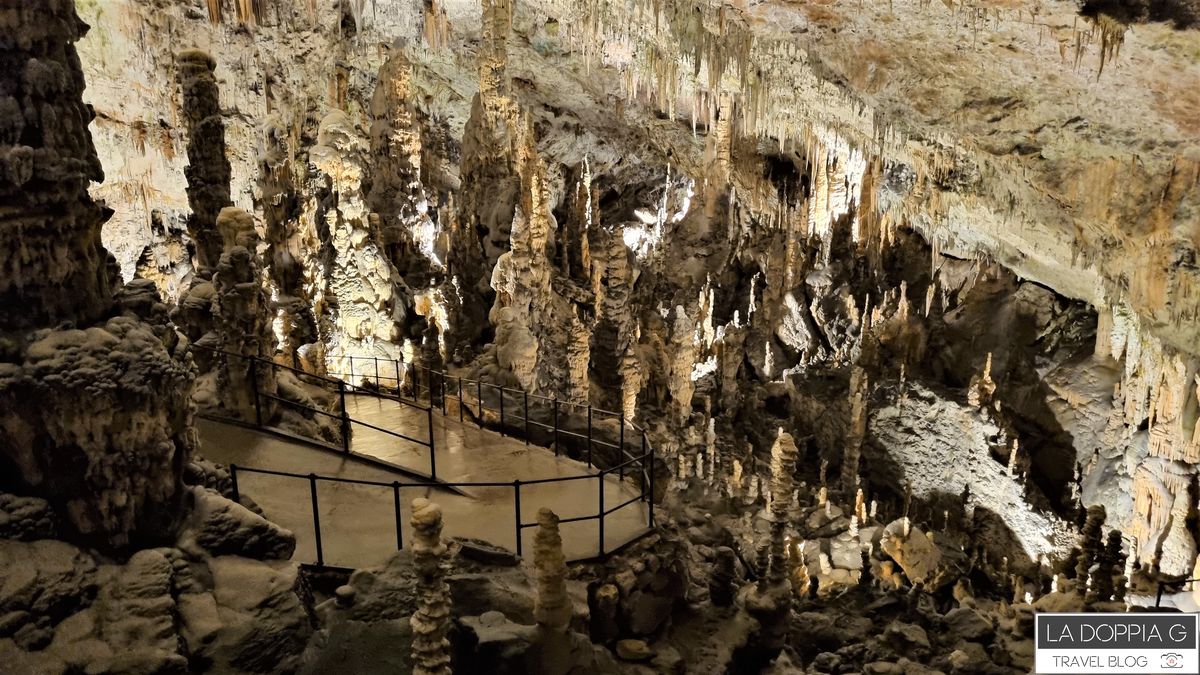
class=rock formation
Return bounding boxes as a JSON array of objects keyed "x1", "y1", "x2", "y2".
[
  {"x1": 176, "y1": 49, "x2": 232, "y2": 276},
  {"x1": 0, "y1": 0, "x2": 192, "y2": 550},
  {"x1": 309, "y1": 111, "x2": 408, "y2": 375},
  {"x1": 410, "y1": 498, "x2": 452, "y2": 675}
]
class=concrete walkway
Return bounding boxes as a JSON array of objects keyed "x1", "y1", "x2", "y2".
[{"x1": 195, "y1": 395, "x2": 649, "y2": 569}]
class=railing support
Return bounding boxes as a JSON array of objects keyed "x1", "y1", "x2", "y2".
[
  {"x1": 338, "y1": 381, "x2": 350, "y2": 453},
  {"x1": 648, "y1": 438, "x2": 655, "y2": 528},
  {"x1": 598, "y1": 471, "x2": 606, "y2": 556},
  {"x1": 374, "y1": 356, "x2": 380, "y2": 390},
  {"x1": 440, "y1": 372, "x2": 447, "y2": 416},
  {"x1": 587, "y1": 404, "x2": 593, "y2": 468},
  {"x1": 639, "y1": 431, "x2": 647, "y2": 497},
  {"x1": 618, "y1": 414, "x2": 625, "y2": 480},
  {"x1": 513, "y1": 480, "x2": 523, "y2": 557},
  {"x1": 499, "y1": 387, "x2": 506, "y2": 436},
  {"x1": 251, "y1": 359, "x2": 263, "y2": 427},
  {"x1": 229, "y1": 464, "x2": 240, "y2": 504},
  {"x1": 523, "y1": 391, "x2": 530, "y2": 445},
  {"x1": 552, "y1": 398, "x2": 559, "y2": 457},
  {"x1": 427, "y1": 404, "x2": 437, "y2": 480},
  {"x1": 393, "y1": 481, "x2": 403, "y2": 550},
  {"x1": 458, "y1": 377, "x2": 464, "y2": 423},
  {"x1": 477, "y1": 379, "x2": 483, "y2": 426},
  {"x1": 309, "y1": 474, "x2": 324, "y2": 566}
]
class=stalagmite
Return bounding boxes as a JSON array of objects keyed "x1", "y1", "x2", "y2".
[
  {"x1": 0, "y1": 0, "x2": 193, "y2": 549},
  {"x1": 211, "y1": 207, "x2": 276, "y2": 421},
  {"x1": 841, "y1": 365, "x2": 869, "y2": 494},
  {"x1": 309, "y1": 111, "x2": 407, "y2": 373},
  {"x1": 410, "y1": 498, "x2": 452, "y2": 675},
  {"x1": 744, "y1": 429, "x2": 799, "y2": 657},
  {"x1": 177, "y1": 50, "x2": 232, "y2": 275},
  {"x1": 534, "y1": 508, "x2": 572, "y2": 632}
]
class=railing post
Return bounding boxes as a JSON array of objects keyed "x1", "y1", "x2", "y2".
[
  {"x1": 552, "y1": 398, "x2": 559, "y2": 457},
  {"x1": 1156, "y1": 582, "x2": 1165, "y2": 608},
  {"x1": 523, "y1": 391, "x2": 530, "y2": 445},
  {"x1": 374, "y1": 356, "x2": 380, "y2": 389},
  {"x1": 348, "y1": 356, "x2": 355, "y2": 389},
  {"x1": 309, "y1": 474, "x2": 324, "y2": 566},
  {"x1": 338, "y1": 381, "x2": 350, "y2": 453},
  {"x1": 499, "y1": 387, "x2": 506, "y2": 436},
  {"x1": 440, "y1": 372, "x2": 447, "y2": 416},
  {"x1": 427, "y1": 404, "x2": 437, "y2": 480},
  {"x1": 618, "y1": 414, "x2": 625, "y2": 480},
  {"x1": 639, "y1": 431, "x2": 647, "y2": 498},
  {"x1": 251, "y1": 358, "x2": 263, "y2": 427},
  {"x1": 587, "y1": 404, "x2": 593, "y2": 468},
  {"x1": 458, "y1": 377, "x2": 464, "y2": 423},
  {"x1": 229, "y1": 464, "x2": 240, "y2": 504},
  {"x1": 648, "y1": 438, "x2": 655, "y2": 528},
  {"x1": 292, "y1": 350, "x2": 300, "y2": 371},
  {"x1": 393, "y1": 482, "x2": 403, "y2": 550},
  {"x1": 477, "y1": 379, "x2": 483, "y2": 425},
  {"x1": 394, "y1": 359, "x2": 401, "y2": 393},
  {"x1": 513, "y1": 480, "x2": 523, "y2": 557},
  {"x1": 598, "y1": 471, "x2": 606, "y2": 557}
]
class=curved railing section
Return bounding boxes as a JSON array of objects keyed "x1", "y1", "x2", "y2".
[{"x1": 190, "y1": 346, "x2": 657, "y2": 567}]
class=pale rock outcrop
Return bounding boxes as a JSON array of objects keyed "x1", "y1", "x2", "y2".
[
  {"x1": 310, "y1": 111, "x2": 407, "y2": 376},
  {"x1": 178, "y1": 487, "x2": 295, "y2": 561}
]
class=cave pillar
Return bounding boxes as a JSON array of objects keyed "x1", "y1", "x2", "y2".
[{"x1": 0, "y1": 0, "x2": 193, "y2": 549}]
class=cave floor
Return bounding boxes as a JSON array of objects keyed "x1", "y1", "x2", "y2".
[{"x1": 196, "y1": 397, "x2": 649, "y2": 568}]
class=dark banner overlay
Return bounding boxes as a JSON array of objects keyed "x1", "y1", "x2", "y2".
[{"x1": 1038, "y1": 615, "x2": 1198, "y2": 650}]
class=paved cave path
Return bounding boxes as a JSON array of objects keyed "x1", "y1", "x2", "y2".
[{"x1": 196, "y1": 393, "x2": 648, "y2": 569}]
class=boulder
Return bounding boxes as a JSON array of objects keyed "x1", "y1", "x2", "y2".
[{"x1": 181, "y1": 487, "x2": 295, "y2": 560}]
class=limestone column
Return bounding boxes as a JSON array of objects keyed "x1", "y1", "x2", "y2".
[
  {"x1": 0, "y1": 0, "x2": 193, "y2": 549},
  {"x1": 410, "y1": 498, "x2": 452, "y2": 675},
  {"x1": 177, "y1": 49, "x2": 233, "y2": 275}
]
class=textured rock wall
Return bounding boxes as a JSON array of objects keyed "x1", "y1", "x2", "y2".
[
  {"x1": 0, "y1": 0, "x2": 193, "y2": 550},
  {"x1": 0, "y1": 0, "x2": 113, "y2": 329}
]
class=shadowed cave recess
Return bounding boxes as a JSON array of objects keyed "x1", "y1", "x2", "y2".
[{"x1": 1, "y1": 0, "x2": 1199, "y2": 672}]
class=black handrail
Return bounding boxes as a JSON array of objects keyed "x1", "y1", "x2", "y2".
[
  {"x1": 200, "y1": 345, "x2": 659, "y2": 567},
  {"x1": 192, "y1": 345, "x2": 438, "y2": 478}
]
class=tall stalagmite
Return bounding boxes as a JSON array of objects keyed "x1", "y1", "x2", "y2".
[
  {"x1": 309, "y1": 111, "x2": 407, "y2": 375},
  {"x1": 177, "y1": 49, "x2": 232, "y2": 275},
  {"x1": 743, "y1": 429, "x2": 799, "y2": 658},
  {"x1": 410, "y1": 498, "x2": 452, "y2": 675},
  {"x1": 0, "y1": 0, "x2": 193, "y2": 549},
  {"x1": 257, "y1": 114, "x2": 317, "y2": 359}
]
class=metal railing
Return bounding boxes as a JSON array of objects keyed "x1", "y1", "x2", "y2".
[
  {"x1": 193, "y1": 345, "x2": 439, "y2": 478},
  {"x1": 193, "y1": 346, "x2": 657, "y2": 567},
  {"x1": 333, "y1": 355, "x2": 650, "y2": 483}
]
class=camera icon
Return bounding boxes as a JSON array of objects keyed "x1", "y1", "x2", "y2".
[{"x1": 1162, "y1": 652, "x2": 1184, "y2": 668}]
